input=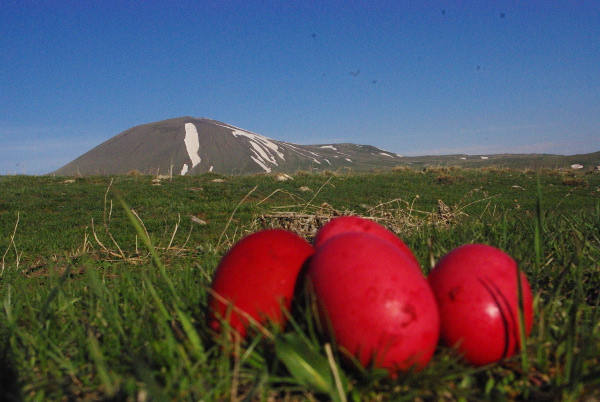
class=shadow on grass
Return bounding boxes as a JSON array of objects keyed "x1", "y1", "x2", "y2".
[{"x1": 0, "y1": 340, "x2": 21, "y2": 402}]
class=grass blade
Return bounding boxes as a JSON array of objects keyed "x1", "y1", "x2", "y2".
[
  {"x1": 534, "y1": 174, "x2": 543, "y2": 275},
  {"x1": 275, "y1": 332, "x2": 347, "y2": 400},
  {"x1": 175, "y1": 307, "x2": 205, "y2": 359},
  {"x1": 87, "y1": 332, "x2": 116, "y2": 397}
]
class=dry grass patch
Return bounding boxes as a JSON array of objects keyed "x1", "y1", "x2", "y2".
[
  {"x1": 250, "y1": 190, "x2": 490, "y2": 242},
  {"x1": 423, "y1": 165, "x2": 455, "y2": 174},
  {"x1": 480, "y1": 165, "x2": 517, "y2": 173},
  {"x1": 435, "y1": 174, "x2": 459, "y2": 185},
  {"x1": 539, "y1": 168, "x2": 562, "y2": 176},
  {"x1": 391, "y1": 165, "x2": 417, "y2": 173},
  {"x1": 562, "y1": 177, "x2": 588, "y2": 187}
]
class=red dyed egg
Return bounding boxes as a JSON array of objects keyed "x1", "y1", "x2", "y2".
[
  {"x1": 208, "y1": 229, "x2": 314, "y2": 338},
  {"x1": 307, "y1": 232, "x2": 440, "y2": 374},
  {"x1": 428, "y1": 243, "x2": 534, "y2": 366}
]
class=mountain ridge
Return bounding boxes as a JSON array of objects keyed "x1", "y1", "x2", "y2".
[{"x1": 51, "y1": 117, "x2": 599, "y2": 176}]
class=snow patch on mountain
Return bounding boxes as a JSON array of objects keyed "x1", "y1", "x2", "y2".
[
  {"x1": 231, "y1": 130, "x2": 285, "y2": 173},
  {"x1": 285, "y1": 143, "x2": 323, "y2": 160},
  {"x1": 182, "y1": 123, "x2": 201, "y2": 175},
  {"x1": 211, "y1": 121, "x2": 287, "y2": 173},
  {"x1": 248, "y1": 139, "x2": 278, "y2": 168},
  {"x1": 233, "y1": 130, "x2": 284, "y2": 158},
  {"x1": 320, "y1": 145, "x2": 337, "y2": 150},
  {"x1": 380, "y1": 152, "x2": 394, "y2": 158}
]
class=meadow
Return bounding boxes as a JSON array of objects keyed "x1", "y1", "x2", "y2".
[{"x1": 0, "y1": 166, "x2": 599, "y2": 401}]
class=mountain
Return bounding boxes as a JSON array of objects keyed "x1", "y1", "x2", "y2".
[{"x1": 51, "y1": 117, "x2": 406, "y2": 176}]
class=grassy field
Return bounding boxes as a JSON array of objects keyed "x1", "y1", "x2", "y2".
[{"x1": 0, "y1": 167, "x2": 599, "y2": 401}]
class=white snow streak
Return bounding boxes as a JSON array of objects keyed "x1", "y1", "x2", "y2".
[
  {"x1": 251, "y1": 156, "x2": 272, "y2": 172},
  {"x1": 379, "y1": 152, "x2": 393, "y2": 158},
  {"x1": 320, "y1": 145, "x2": 337, "y2": 150},
  {"x1": 230, "y1": 128, "x2": 285, "y2": 173},
  {"x1": 285, "y1": 143, "x2": 323, "y2": 159},
  {"x1": 182, "y1": 123, "x2": 201, "y2": 175}
]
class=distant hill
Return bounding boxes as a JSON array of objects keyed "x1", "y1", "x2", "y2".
[
  {"x1": 398, "y1": 151, "x2": 600, "y2": 170},
  {"x1": 51, "y1": 116, "x2": 599, "y2": 176},
  {"x1": 51, "y1": 117, "x2": 406, "y2": 176}
]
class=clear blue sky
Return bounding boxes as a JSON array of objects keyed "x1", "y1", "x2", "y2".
[{"x1": 1, "y1": 1, "x2": 598, "y2": 174}]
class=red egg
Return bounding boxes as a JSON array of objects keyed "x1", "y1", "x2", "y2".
[
  {"x1": 306, "y1": 232, "x2": 440, "y2": 374},
  {"x1": 313, "y1": 215, "x2": 419, "y2": 267},
  {"x1": 208, "y1": 229, "x2": 314, "y2": 339},
  {"x1": 427, "y1": 243, "x2": 534, "y2": 366}
]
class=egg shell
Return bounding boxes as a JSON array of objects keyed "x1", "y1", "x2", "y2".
[
  {"x1": 208, "y1": 229, "x2": 314, "y2": 338},
  {"x1": 427, "y1": 243, "x2": 534, "y2": 366},
  {"x1": 313, "y1": 215, "x2": 419, "y2": 267},
  {"x1": 307, "y1": 232, "x2": 440, "y2": 373}
]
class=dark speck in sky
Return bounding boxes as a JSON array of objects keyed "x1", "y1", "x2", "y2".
[
  {"x1": 350, "y1": 70, "x2": 361, "y2": 77},
  {"x1": 500, "y1": 12, "x2": 506, "y2": 19}
]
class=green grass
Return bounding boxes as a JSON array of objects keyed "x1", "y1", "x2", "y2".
[{"x1": 0, "y1": 167, "x2": 599, "y2": 400}]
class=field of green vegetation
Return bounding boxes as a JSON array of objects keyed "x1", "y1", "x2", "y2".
[{"x1": 1, "y1": 166, "x2": 599, "y2": 401}]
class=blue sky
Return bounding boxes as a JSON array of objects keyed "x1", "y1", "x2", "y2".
[{"x1": 1, "y1": 1, "x2": 598, "y2": 174}]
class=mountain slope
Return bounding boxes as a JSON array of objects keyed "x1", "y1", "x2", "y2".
[{"x1": 51, "y1": 117, "x2": 405, "y2": 176}]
